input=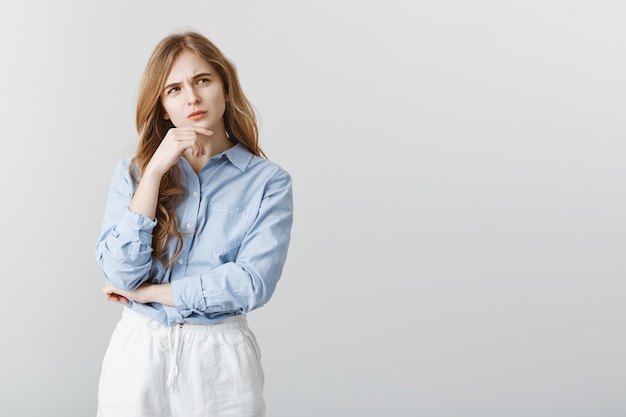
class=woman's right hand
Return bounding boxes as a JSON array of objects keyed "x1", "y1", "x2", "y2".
[{"x1": 145, "y1": 127, "x2": 213, "y2": 177}]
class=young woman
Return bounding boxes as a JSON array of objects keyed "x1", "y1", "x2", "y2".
[{"x1": 95, "y1": 30, "x2": 293, "y2": 417}]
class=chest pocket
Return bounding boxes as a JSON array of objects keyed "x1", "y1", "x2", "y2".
[{"x1": 202, "y1": 202, "x2": 249, "y2": 254}]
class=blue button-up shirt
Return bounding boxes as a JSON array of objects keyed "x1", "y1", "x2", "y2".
[{"x1": 96, "y1": 142, "x2": 293, "y2": 326}]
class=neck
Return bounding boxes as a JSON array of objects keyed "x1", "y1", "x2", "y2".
[{"x1": 184, "y1": 132, "x2": 234, "y2": 173}]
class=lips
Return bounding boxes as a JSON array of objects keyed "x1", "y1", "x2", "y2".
[{"x1": 187, "y1": 110, "x2": 207, "y2": 119}]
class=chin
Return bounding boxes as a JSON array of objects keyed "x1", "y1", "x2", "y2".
[{"x1": 192, "y1": 121, "x2": 214, "y2": 130}]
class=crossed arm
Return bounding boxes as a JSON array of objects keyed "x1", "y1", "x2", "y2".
[
  {"x1": 101, "y1": 127, "x2": 210, "y2": 308},
  {"x1": 102, "y1": 282, "x2": 175, "y2": 306}
]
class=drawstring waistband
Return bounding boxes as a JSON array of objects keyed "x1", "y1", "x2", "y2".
[{"x1": 120, "y1": 307, "x2": 249, "y2": 393}]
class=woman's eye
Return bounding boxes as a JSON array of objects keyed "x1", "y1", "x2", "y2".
[
  {"x1": 167, "y1": 87, "x2": 180, "y2": 94},
  {"x1": 198, "y1": 78, "x2": 210, "y2": 84}
]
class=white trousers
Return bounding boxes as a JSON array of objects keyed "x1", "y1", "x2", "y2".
[{"x1": 97, "y1": 307, "x2": 265, "y2": 417}]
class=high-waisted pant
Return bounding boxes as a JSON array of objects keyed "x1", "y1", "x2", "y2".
[{"x1": 97, "y1": 307, "x2": 265, "y2": 417}]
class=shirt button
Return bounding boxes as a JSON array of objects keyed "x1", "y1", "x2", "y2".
[
  {"x1": 192, "y1": 191, "x2": 198, "y2": 197},
  {"x1": 178, "y1": 259, "x2": 184, "y2": 265},
  {"x1": 186, "y1": 223, "x2": 193, "y2": 230}
]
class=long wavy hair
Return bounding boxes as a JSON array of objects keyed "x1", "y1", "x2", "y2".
[{"x1": 132, "y1": 30, "x2": 264, "y2": 266}]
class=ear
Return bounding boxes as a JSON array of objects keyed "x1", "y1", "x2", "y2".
[{"x1": 164, "y1": 113, "x2": 170, "y2": 120}]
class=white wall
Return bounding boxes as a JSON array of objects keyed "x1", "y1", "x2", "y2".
[{"x1": 1, "y1": 1, "x2": 624, "y2": 415}]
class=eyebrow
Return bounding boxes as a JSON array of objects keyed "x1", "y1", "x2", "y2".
[{"x1": 163, "y1": 72, "x2": 214, "y2": 91}]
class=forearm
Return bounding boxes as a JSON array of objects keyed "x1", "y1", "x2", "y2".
[
  {"x1": 103, "y1": 282, "x2": 175, "y2": 307},
  {"x1": 145, "y1": 283, "x2": 175, "y2": 306},
  {"x1": 128, "y1": 167, "x2": 163, "y2": 220}
]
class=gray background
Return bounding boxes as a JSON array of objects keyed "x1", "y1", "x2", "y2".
[{"x1": 1, "y1": 1, "x2": 624, "y2": 416}]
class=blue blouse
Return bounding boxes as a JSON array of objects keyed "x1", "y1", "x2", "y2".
[{"x1": 96, "y1": 142, "x2": 293, "y2": 326}]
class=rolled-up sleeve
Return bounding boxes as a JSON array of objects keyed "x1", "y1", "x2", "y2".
[
  {"x1": 95, "y1": 159, "x2": 156, "y2": 290},
  {"x1": 171, "y1": 168, "x2": 293, "y2": 318}
]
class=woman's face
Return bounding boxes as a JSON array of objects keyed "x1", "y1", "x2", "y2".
[{"x1": 160, "y1": 49, "x2": 227, "y2": 132}]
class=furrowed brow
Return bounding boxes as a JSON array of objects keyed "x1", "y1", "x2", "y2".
[
  {"x1": 163, "y1": 72, "x2": 213, "y2": 91},
  {"x1": 163, "y1": 81, "x2": 180, "y2": 91}
]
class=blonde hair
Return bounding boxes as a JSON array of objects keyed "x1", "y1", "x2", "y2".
[{"x1": 132, "y1": 30, "x2": 263, "y2": 266}]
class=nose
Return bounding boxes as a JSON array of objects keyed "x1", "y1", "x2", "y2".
[{"x1": 186, "y1": 87, "x2": 200, "y2": 104}]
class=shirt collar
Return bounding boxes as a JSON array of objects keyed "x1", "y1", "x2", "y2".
[{"x1": 222, "y1": 142, "x2": 254, "y2": 171}]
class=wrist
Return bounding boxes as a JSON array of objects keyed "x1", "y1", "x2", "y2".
[{"x1": 143, "y1": 164, "x2": 166, "y2": 181}]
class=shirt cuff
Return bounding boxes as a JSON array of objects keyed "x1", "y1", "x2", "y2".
[
  {"x1": 117, "y1": 208, "x2": 157, "y2": 244},
  {"x1": 171, "y1": 276, "x2": 208, "y2": 318}
]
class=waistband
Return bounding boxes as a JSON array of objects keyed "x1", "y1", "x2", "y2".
[
  {"x1": 121, "y1": 306, "x2": 248, "y2": 334},
  {"x1": 120, "y1": 306, "x2": 250, "y2": 393}
]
